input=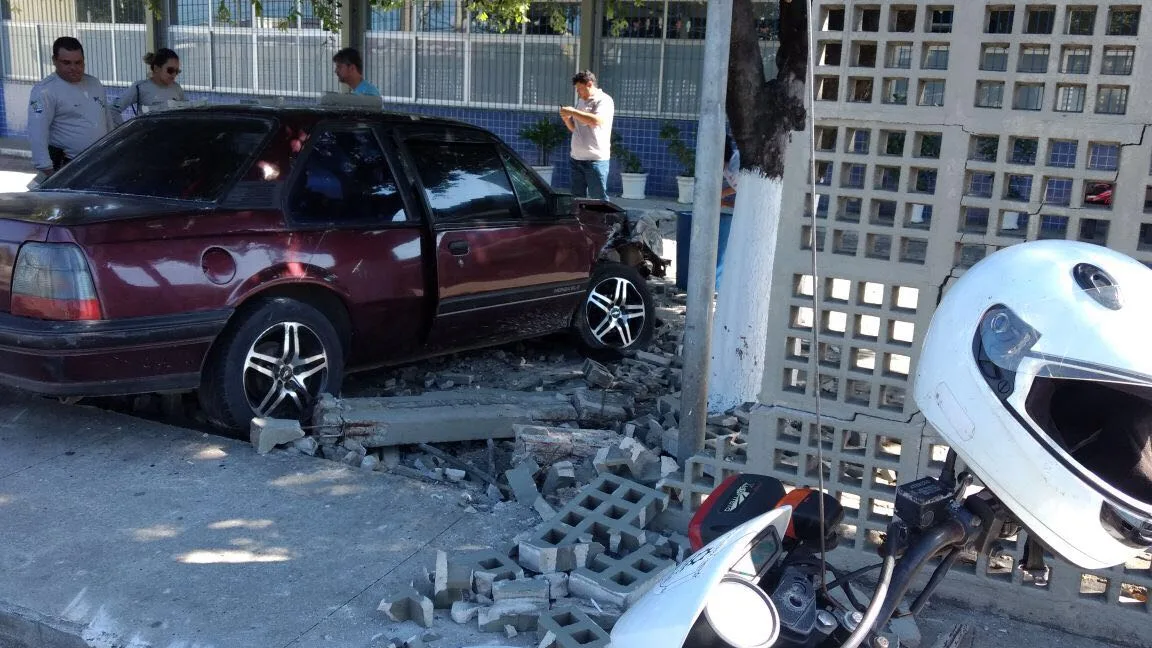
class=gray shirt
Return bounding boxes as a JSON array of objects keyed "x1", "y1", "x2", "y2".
[
  {"x1": 28, "y1": 73, "x2": 119, "y2": 170},
  {"x1": 569, "y1": 90, "x2": 614, "y2": 162},
  {"x1": 112, "y1": 79, "x2": 187, "y2": 117}
]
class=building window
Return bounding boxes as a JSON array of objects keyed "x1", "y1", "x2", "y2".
[
  {"x1": 891, "y1": 7, "x2": 917, "y2": 32},
  {"x1": 927, "y1": 7, "x2": 953, "y2": 33},
  {"x1": 1017, "y1": 45, "x2": 1049, "y2": 73},
  {"x1": 823, "y1": 6, "x2": 846, "y2": 30},
  {"x1": 999, "y1": 210, "x2": 1029, "y2": 237},
  {"x1": 1083, "y1": 181, "x2": 1114, "y2": 208},
  {"x1": 854, "y1": 42, "x2": 878, "y2": 67},
  {"x1": 1010, "y1": 137, "x2": 1038, "y2": 165},
  {"x1": 1044, "y1": 177, "x2": 1073, "y2": 205},
  {"x1": 872, "y1": 200, "x2": 898, "y2": 225},
  {"x1": 922, "y1": 44, "x2": 949, "y2": 70},
  {"x1": 816, "y1": 76, "x2": 840, "y2": 101},
  {"x1": 1079, "y1": 218, "x2": 1109, "y2": 245},
  {"x1": 1060, "y1": 46, "x2": 1091, "y2": 74},
  {"x1": 913, "y1": 168, "x2": 938, "y2": 194},
  {"x1": 967, "y1": 171, "x2": 995, "y2": 197},
  {"x1": 883, "y1": 78, "x2": 909, "y2": 104},
  {"x1": 1101, "y1": 47, "x2": 1135, "y2": 75},
  {"x1": 918, "y1": 80, "x2": 945, "y2": 106},
  {"x1": 1096, "y1": 86, "x2": 1129, "y2": 115},
  {"x1": 839, "y1": 197, "x2": 863, "y2": 222},
  {"x1": 876, "y1": 166, "x2": 901, "y2": 191},
  {"x1": 1054, "y1": 85, "x2": 1086, "y2": 112},
  {"x1": 857, "y1": 6, "x2": 881, "y2": 31},
  {"x1": 1038, "y1": 214, "x2": 1069, "y2": 239},
  {"x1": 1005, "y1": 174, "x2": 1033, "y2": 201},
  {"x1": 916, "y1": 133, "x2": 942, "y2": 158},
  {"x1": 1013, "y1": 83, "x2": 1044, "y2": 110},
  {"x1": 816, "y1": 126, "x2": 838, "y2": 151},
  {"x1": 1145, "y1": 187, "x2": 1152, "y2": 213},
  {"x1": 850, "y1": 78, "x2": 874, "y2": 102},
  {"x1": 1025, "y1": 6, "x2": 1055, "y2": 33},
  {"x1": 1106, "y1": 7, "x2": 1140, "y2": 36},
  {"x1": 815, "y1": 161, "x2": 834, "y2": 185},
  {"x1": 842, "y1": 163, "x2": 866, "y2": 188},
  {"x1": 1088, "y1": 143, "x2": 1120, "y2": 171},
  {"x1": 1065, "y1": 6, "x2": 1095, "y2": 34},
  {"x1": 847, "y1": 128, "x2": 871, "y2": 154},
  {"x1": 882, "y1": 131, "x2": 906, "y2": 155},
  {"x1": 887, "y1": 42, "x2": 913, "y2": 68},
  {"x1": 906, "y1": 203, "x2": 932, "y2": 228},
  {"x1": 820, "y1": 42, "x2": 843, "y2": 66},
  {"x1": 961, "y1": 207, "x2": 990, "y2": 234},
  {"x1": 970, "y1": 135, "x2": 999, "y2": 162},
  {"x1": 981, "y1": 45, "x2": 1009, "y2": 71},
  {"x1": 1048, "y1": 141, "x2": 1078, "y2": 168},
  {"x1": 975, "y1": 81, "x2": 1004, "y2": 108},
  {"x1": 986, "y1": 7, "x2": 1015, "y2": 33}
]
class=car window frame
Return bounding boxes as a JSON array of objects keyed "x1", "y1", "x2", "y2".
[
  {"x1": 497, "y1": 145, "x2": 568, "y2": 223},
  {"x1": 395, "y1": 126, "x2": 529, "y2": 231},
  {"x1": 282, "y1": 119, "x2": 415, "y2": 230}
]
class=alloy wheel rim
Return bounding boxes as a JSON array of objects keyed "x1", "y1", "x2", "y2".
[
  {"x1": 243, "y1": 321, "x2": 329, "y2": 418},
  {"x1": 585, "y1": 276, "x2": 647, "y2": 348}
]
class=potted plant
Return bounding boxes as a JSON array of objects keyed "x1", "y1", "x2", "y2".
[
  {"x1": 612, "y1": 132, "x2": 647, "y2": 200},
  {"x1": 519, "y1": 116, "x2": 567, "y2": 185},
  {"x1": 659, "y1": 121, "x2": 696, "y2": 203}
]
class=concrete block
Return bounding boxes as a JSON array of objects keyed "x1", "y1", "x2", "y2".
[
  {"x1": 292, "y1": 436, "x2": 319, "y2": 456},
  {"x1": 451, "y1": 600, "x2": 482, "y2": 624},
  {"x1": 505, "y1": 459, "x2": 541, "y2": 504},
  {"x1": 570, "y1": 388, "x2": 633, "y2": 427},
  {"x1": 360, "y1": 454, "x2": 379, "y2": 472},
  {"x1": 659, "y1": 456, "x2": 680, "y2": 479},
  {"x1": 514, "y1": 426, "x2": 619, "y2": 465},
  {"x1": 536, "y1": 606, "x2": 611, "y2": 648},
  {"x1": 477, "y1": 598, "x2": 547, "y2": 632},
  {"x1": 517, "y1": 474, "x2": 669, "y2": 574},
  {"x1": 582, "y1": 358, "x2": 614, "y2": 389},
  {"x1": 450, "y1": 549, "x2": 523, "y2": 598},
  {"x1": 568, "y1": 545, "x2": 676, "y2": 609},
  {"x1": 707, "y1": 414, "x2": 740, "y2": 429},
  {"x1": 313, "y1": 390, "x2": 578, "y2": 447},
  {"x1": 542, "y1": 461, "x2": 577, "y2": 495},
  {"x1": 444, "y1": 468, "x2": 467, "y2": 482},
  {"x1": 250, "y1": 418, "x2": 305, "y2": 454},
  {"x1": 634, "y1": 350, "x2": 672, "y2": 367},
  {"x1": 533, "y1": 496, "x2": 557, "y2": 519},
  {"x1": 492, "y1": 577, "x2": 549, "y2": 602},
  {"x1": 660, "y1": 428, "x2": 680, "y2": 459},
  {"x1": 539, "y1": 572, "x2": 569, "y2": 599},
  {"x1": 657, "y1": 393, "x2": 680, "y2": 417},
  {"x1": 378, "y1": 587, "x2": 434, "y2": 628}
]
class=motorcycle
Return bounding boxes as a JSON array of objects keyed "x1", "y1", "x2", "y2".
[{"x1": 611, "y1": 450, "x2": 1024, "y2": 648}]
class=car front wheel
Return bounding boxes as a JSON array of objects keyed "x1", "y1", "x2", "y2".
[
  {"x1": 200, "y1": 297, "x2": 344, "y2": 431},
  {"x1": 574, "y1": 263, "x2": 655, "y2": 352}
]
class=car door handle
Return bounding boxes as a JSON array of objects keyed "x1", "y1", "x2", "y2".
[{"x1": 448, "y1": 240, "x2": 470, "y2": 256}]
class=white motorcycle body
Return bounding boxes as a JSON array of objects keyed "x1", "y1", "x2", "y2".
[{"x1": 610, "y1": 506, "x2": 793, "y2": 647}]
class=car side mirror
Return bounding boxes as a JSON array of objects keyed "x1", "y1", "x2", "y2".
[{"x1": 551, "y1": 193, "x2": 574, "y2": 218}]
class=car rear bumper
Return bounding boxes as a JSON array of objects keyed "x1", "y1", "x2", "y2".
[{"x1": 0, "y1": 309, "x2": 232, "y2": 397}]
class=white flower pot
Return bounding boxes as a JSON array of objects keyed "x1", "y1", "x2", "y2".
[
  {"x1": 620, "y1": 172, "x2": 648, "y2": 200},
  {"x1": 532, "y1": 165, "x2": 554, "y2": 186},
  {"x1": 676, "y1": 175, "x2": 695, "y2": 204}
]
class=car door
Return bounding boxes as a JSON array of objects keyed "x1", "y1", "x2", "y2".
[
  {"x1": 399, "y1": 129, "x2": 590, "y2": 351},
  {"x1": 284, "y1": 123, "x2": 428, "y2": 367}
]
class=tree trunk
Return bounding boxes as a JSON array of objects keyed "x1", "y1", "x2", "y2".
[{"x1": 707, "y1": 0, "x2": 808, "y2": 412}]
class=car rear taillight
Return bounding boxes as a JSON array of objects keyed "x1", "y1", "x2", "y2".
[{"x1": 11, "y1": 242, "x2": 102, "y2": 320}]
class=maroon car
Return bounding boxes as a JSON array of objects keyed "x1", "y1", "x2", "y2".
[{"x1": 0, "y1": 106, "x2": 664, "y2": 429}]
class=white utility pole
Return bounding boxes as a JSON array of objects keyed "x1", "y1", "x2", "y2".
[{"x1": 676, "y1": 0, "x2": 733, "y2": 465}]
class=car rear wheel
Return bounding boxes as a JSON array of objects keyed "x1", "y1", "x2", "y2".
[
  {"x1": 200, "y1": 297, "x2": 344, "y2": 432},
  {"x1": 574, "y1": 263, "x2": 655, "y2": 352}
]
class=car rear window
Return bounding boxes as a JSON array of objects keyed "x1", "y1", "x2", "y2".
[{"x1": 41, "y1": 116, "x2": 273, "y2": 202}]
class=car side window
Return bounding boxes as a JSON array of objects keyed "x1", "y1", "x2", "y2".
[
  {"x1": 405, "y1": 140, "x2": 521, "y2": 224},
  {"x1": 289, "y1": 128, "x2": 407, "y2": 225},
  {"x1": 500, "y1": 151, "x2": 550, "y2": 220}
]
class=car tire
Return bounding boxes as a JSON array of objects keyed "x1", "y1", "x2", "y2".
[
  {"x1": 574, "y1": 263, "x2": 655, "y2": 353},
  {"x1": 199, "y1": 297, "x2": 345, "y2": 432}
]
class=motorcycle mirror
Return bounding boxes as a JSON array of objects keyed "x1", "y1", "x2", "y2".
[{"x1": 685, "y1": 577, "x2": 780, "y2": 648}]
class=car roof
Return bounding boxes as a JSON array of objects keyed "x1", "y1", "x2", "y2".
[{"x1": 145, "y1": 103, "x2": 487, "y2": 133}]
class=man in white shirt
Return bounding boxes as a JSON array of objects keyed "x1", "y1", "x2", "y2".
[
  {"x1": 27, "y1": 37, "x2": 118, "y2": 177},
  {"x1": 560, "y1": 70, "x2": 614, "y2": 200}
]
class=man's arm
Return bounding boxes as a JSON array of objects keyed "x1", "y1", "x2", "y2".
[
  {"x1": 27, "y1": 85, "x2": 55, "y2": 173},
  {"x1": 558, "y1": 107, "x2": 576, "y2": 132},
  {"x1": 560, "y1": 106, "x2": 605, "y2": 127}
]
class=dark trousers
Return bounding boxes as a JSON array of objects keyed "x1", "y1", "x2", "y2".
[{"x1": 48, "y1": 145, "x2": 70, "y2": 171}]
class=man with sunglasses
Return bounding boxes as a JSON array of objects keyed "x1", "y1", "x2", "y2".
[{"x1": 27, "y1": 36, "x2": 118, "y2": 177}]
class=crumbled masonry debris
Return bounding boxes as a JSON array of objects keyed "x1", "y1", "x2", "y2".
[{"x1": 248, "y1": 273, "x2": 758, "y2": 644}]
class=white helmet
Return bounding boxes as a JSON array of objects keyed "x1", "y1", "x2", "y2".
[{"x1": 914, "y1": 240, "x2": 1152, "y2": 569}]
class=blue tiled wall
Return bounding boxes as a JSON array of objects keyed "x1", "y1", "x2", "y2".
[{"x1": 1, "y1": 81, "x2": 695, "y2": 199}]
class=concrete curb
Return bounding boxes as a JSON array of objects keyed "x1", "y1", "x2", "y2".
[
  {"x1": 0, "y1": 148, "x2": 31, "y2": 159},
  {"x1": 0, "y1": 600, "x2": 90, "y2": 648}
]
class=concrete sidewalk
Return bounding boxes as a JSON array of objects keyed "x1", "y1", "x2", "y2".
[{"x1": 0, "y1": 390, "x2": 541, "y2": 648}]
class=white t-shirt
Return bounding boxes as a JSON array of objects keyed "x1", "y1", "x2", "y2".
[
  {"x1": 27, "y1": 73, "x2": 118, "y2": 170},
  {"x1": 570, "y1": 90, "x2": 615, "y2": 161}
]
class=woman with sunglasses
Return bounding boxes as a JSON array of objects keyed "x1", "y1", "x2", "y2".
[{"x1": 113, "y1": 48, "x2": 186, "y2": 118}]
